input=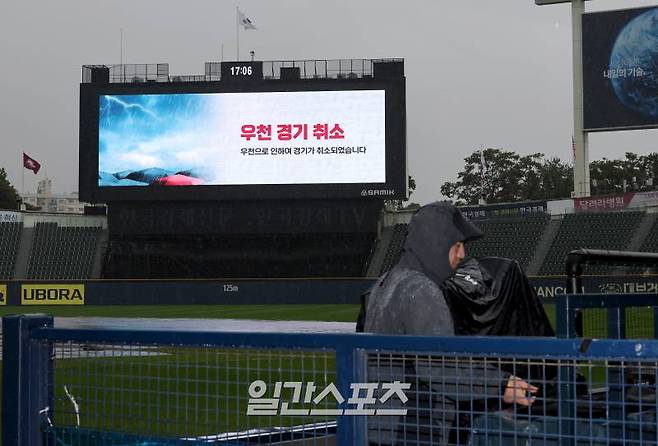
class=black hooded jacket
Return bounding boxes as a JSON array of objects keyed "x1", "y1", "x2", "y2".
[
  {"x1": 363, "y1": 203, "x2": 511, "y2": 446},
  {"x1": 364, "y1": 201, "x2": 483, "y2": 335}
]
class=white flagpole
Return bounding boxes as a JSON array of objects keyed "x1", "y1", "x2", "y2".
[
  {"x1": 236, "y1": 6, "x2": 240, "y2": 61},
  {"x1": 21, "y1": 154, "x2": 24, "y2": 202},
  {"x1": 479, "y1": 145, "x2": 486, "y2": 205}
]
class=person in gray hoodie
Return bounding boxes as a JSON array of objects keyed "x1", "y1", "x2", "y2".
[{"x1": 364, "y1": 201, "x2": 537, "y2": 445}]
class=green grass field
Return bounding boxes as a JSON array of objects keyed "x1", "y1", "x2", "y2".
[
  {"x1": 0, "y1": 304, "x2": 361, "y2": 322},
  {"x1": 52, "y1": 348, "x2": 337, "y2": 440}
]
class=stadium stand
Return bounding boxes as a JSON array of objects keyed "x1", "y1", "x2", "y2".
[
  {"x1": 0, "y1": 222, "x2": 22, "y2": 279},
  {"x1": 378, "y1": 223, "x2": 408, "y2": 274},
  {"x1": 4, "y1": 207, "x2": 657, "y2": 280},
  {"x1": 377, "y1": 215, "x2": 549, "y2": 275},
  {"x1": 26, "y1": 222, "x2": 102, "y2": 279},
  {"x1": 538, "y1": 211, "x2": 645, "y2": 275},
  {"x1": 466, "y1": 214, "x2": 549, "y2": 270},
  {"x1": 640, "y1": 214, "x2": 658, "y2": 254}
]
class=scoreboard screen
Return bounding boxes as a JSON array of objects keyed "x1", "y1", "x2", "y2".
[
  {"x1": 583, "y1": 6, "x2": 658, "y2": 131},
  {"x1": 80, "y1": 79, "x2": 406, "y2": 202}
]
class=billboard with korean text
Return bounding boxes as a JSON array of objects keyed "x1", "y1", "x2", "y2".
[
  {"x1": 583, "y1": 6, "x2": 658, "y2": 131},
  {"x1": 80, "y1": 79, "x2": 406, "y2": 202}
]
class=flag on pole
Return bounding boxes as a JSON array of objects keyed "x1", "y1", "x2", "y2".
[
  {"x1": 23, "y1": 152, "x2": 41, "y2": 174},
  {"x1": 571, "y1": 135, "x2": 576, "y2": 162},
  {"x1": 238, "y1": 9, "x2": 257, "y2": 30},
  {"x1": 480, "y1": 150, "x2": 487, "y2": 181}
]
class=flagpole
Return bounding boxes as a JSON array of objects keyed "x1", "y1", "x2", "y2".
[
  {"x1": 21, "y1": 155, "x2": 24, "y2": 205},
  {"x1": 236, "y1": 6, "x2": 240, "y2": 61},
  {"x1": 480, "y1": 148, "x2": 484, "y2": 205}
]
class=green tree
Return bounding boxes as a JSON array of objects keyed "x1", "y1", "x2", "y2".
[
  {"x1": 589, "y1": 152, "x2": 658, "y2": 195},
  {"x1": 0, "y1": 168, "x2": 19, "y2": 210},
  {"x1": 386, "y1": 175, "x2": 417, "y2": 210},
  {"x1": 441, "y1": 148, "x2": 573, "y2": 204},
  {"x1": 541, "y1": 157, "x2": 573, "y2": 199}
]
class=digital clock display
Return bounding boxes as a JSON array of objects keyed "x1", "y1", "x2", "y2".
[
  {"x1": 230, "y1": 66, "x2": 253, "y2": 76},
  {"x1": 221, "y1": 62, "x2": 263, "y2": 81}
]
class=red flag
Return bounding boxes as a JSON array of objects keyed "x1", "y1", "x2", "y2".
[{"x1": 23, "y1": 152, "x2": 41, "y2": 174}]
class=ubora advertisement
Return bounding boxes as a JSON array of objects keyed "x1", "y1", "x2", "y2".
[{"x1": 21, "y1": 284, "x2": 85, "y2": 305}]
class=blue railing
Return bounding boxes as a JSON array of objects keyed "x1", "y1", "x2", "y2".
[
  {"x1": 555, "y1": 292, "x2": 658, "y2": 339},
  {"x1": 4, "y1": 292, "x2": 658, "y2": 445}
]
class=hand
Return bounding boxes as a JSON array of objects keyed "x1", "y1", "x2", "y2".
[{"x1": 503, "y1": 375, "x2": 538, "y2": 406}]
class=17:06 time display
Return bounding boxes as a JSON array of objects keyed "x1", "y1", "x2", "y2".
[{"x1": 230, "y1": 65, "x2": 253, "y2": 76}]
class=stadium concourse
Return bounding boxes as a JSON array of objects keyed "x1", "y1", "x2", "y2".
[{"x1": 1, "y1": 193, "x2": 658, "y2": 283}]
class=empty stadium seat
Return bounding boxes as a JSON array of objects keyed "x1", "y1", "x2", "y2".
[
  {"x1": 0, "y1": 222, "x2": 22, "y2": 279},
  {"x1": 539, "y1": 211, "x2": 644, "y2": 276},
  {"x1": 466, "y1": 214, "x2": 549, "y2": 270},
  {"x1": 379, "y1": 224, "x2": 408, "y2": 274},
  {"x1": 26, "y1": 223, "x2": 101, "y2": 279},
  {"x1": 378, "y1": 215, "x2": 549, "y2": 275},
  {"x1": 640, "y1": 217, "x2": 658, "y2": 254}
]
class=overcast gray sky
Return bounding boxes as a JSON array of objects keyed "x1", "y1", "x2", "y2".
[{"x1": 1, "y1": 0, "x2": 657, "y2": 205}]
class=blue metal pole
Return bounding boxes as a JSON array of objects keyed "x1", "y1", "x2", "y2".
[
  {"x1": 556, "y1": 294, "x2": 574, "y2": 338},
  {"x1": 2, "y1": 314, "x2": 54, "y2": 446},
  {"x1": 351, "y1": 348, "x2": 367, "y2": 446},
  {"x1": 607, "y1": 307, "x2": 626, "y2": 442},
  {"x1": 336, "y1": 345, "x2": 356, "y2": 445}
]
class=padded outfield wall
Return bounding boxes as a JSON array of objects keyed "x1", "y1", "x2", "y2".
[{"x1": 0, "y1": 275, "x2": 657, "y2": 306}]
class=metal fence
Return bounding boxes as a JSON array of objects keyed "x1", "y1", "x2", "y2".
[
  {"x1": 556, "y1": 293, "x2": 658, "y2": 340},
  {"x1": 4, "y1": 314, "x2": 658, "y2": 445},
  {"x1": 83, "y1": 59, "x2": 403, "y2": 84}
]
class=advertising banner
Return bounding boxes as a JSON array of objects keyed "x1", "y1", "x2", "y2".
[
  {"x1": 531, "y1": 276, "x2": 658, "y2": 300},
  {"x1": 0, "y1": 211, "x2": 22, "y2": 223},
  {"x1": 573, "y1": 192, "x2": 635, "y2": 212},
  {"x1": 583, "y1": 6, "x2": 658, "y2": 131},
  {"x1": 21, "y1": 284, "x2": 85, "y2": 305},
  {"x1": 0, "y1": 278, "x2": 655, "y2": 306},
  {"x1": 459, "y1": 201, "x2": 547, "y2": 220}
]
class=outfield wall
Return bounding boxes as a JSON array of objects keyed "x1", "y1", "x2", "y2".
[
  {"x1": 0, "y1": 278, "x2": 372, "y2": 306},
  {"x1": 1, "y1": 275, "x2": 658, "y2": 306}
]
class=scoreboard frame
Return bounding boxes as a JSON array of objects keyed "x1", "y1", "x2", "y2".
[{"x1": 79, "y1": 77, "x2": 407, "y2": 203}]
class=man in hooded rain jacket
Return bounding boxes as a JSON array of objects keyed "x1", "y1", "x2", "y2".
[{"x1": 364, "y1": 202, "x2": 537, "y2": 445}]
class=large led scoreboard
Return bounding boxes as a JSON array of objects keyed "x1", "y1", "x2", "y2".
[{"x1": 79, "y1": 61, "x2": 407, "y2": 203}]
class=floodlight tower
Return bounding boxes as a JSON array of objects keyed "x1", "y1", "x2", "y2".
[{"x1": 535, "y1": 0, "x2": 591, "y2": 198}]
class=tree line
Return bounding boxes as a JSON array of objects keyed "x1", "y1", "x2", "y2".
[
  {"x1": 0, "y1": 168, "x2": 19, "y2": 210},
  {"x1": 440, "y1": 149, "x2": 658, "y2": 206},
  {"x1": 2, "y1": 151, "x2": 658, "y2": 210}
]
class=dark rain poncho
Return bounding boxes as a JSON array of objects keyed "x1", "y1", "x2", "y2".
[
  {"x1": 442, "y1": 256, "x2": 554, "y2": 338},
  {"x1": 363, "y1": 202, "x2": 511, "y2": 446}
]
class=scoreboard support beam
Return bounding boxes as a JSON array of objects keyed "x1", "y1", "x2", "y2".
[
  {"x1": 536, "y1": 0, "x2": 591, "y2": 198},
  {"x1": 571, "y1": 0, "x2": 590, "y2": 198}
]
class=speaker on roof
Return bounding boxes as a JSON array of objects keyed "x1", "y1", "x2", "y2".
[
  {"x1": 91, "y1": 67, "x2": 110, "y2": 84},
  {"x1": 373, "y1": 61, "x2": 404, "y2": 79},
  {"x1": 280, "y1": 67, "x2": 300, "y2": 81}
]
